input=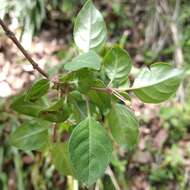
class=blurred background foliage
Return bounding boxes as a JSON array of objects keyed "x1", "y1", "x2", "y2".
[{"x1": 0, "y1": 0, "x2": 190, "y2": 189}]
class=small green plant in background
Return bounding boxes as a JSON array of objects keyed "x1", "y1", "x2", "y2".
[
  {"x1": 150, "y1": 145, "x2": 185, "y2": 189},
  {"x1": 0, "y1": 0, "x2": 183, "y2": 188},
  {"x1": 160, "y1": 98, "x2": 190, "y2": 142}
]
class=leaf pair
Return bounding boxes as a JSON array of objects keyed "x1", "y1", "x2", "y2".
[
  {"x1": 10, "y1": 117, "x2": 112, "y2": 187},
  {"x1": 11, "y1": 78, "x2": 71, "y2": 122},
  {"x1": 63, "y1": 104, "x2": 139, "y2": 186},
  {"x1": 103, "y1": 48, "x2": 183, "y2": 103}
]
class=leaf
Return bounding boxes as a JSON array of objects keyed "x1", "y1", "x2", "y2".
[
  {"x1": 87, "y1": 80, "x2": 111, "y2": 113},
  {"x1": 74, "y1": 0, "x2": 107, "y2": 52},
  {"x1": 119, "y1": 92, "x2": 131, "y2": 101},
  {"x1": 106, "y1": 103, "x2": 139, "y2": 150},
  {"x1": 103, "y1": 46, "x2": 132, "y2": 87},
  {"x1": 116, "y1": 78, "x2": 130, "y2": 90},
  {"x1": 130, "y1": 63, "x2": 183, "y2": 103},
  {"x1": 11, "y1": 95, "x2": 43, "y2": 117},
  {"x1": 64, "y1": 51, "x2": 102, "y2": 72},
  {"x1": 68, "y1": 91, "x2": 88, "y2": 122},
  {"x1": 68, "y1": 92, "x2": 101, "y2": 123},
  {"x1": 59, "y1": 72, "x2": 76, "y2": 83},
  {"x1": 76, "y1": 69, "x2": 96, "y2": 93},
  {"x1": 39, "y1": 99, "x2": 70, "y2": 122},
  {"x1": 25, "y1": 79, "x2": 50, "y2": 101},
  {"x1": 69, "y1": 117, "x2": 112, "y2": 186},
  {"x1": 10, "y1": 123, "x2": 49, "y2": 151},
  {"x1": 51, "y1": 142, "x2": 74, "y2": 176}
]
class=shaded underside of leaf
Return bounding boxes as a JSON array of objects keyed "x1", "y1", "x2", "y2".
[{"x1": 131, "y1": 63, "x2": 183, "y2": 103}]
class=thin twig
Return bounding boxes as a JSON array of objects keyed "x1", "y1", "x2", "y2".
[
  {"x1": 111, "y1": 88, "x2": 130, "y2": 106},
  {"x1": 95, "y1": 182, "x2": 100, "y2": 190},
  {"x1": 52, "y1": 123, "x2": 57, "y2": 143},
  {"x1": 106, "y1": 166, "x2": 122, "y2": 190},
  {"x1": 91, "y1": 86, "x2": 131, "y2": 93},
  {"x1": 91, "y1": 87, "x2": 131, "y2": 106},
  {"x1": 85, "y1": 96, "x2": 91, "y2": 118},
  {"x1": 91, "y1": 87, "x2": 112, "y2": 94},
  {"x1": 0, "y1": 18, "x2": 49, "y2": 79}
]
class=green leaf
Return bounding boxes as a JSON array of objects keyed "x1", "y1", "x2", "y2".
[
  {"x1": 74, "y1": 0, "x2": 107, "y2": 52},
  {"x1": 64, "y1": 51, "x2": 102, "y2": 72},
  {"x1": 106, "y1": 104, "x2": 139, "y2": 150},
  {"x1": 116, "y1": 78, "x2": 130, "y2": 90},
  {"x1": 76, "y1": 69, "x2": 96, "y2": 93},
  {"x1": 59, "y1": 72, "x2": 76, "y2": 83},
  {"x1": 39, "y1": 99, "x2": 70, "y2": 122},
  {"x1": 103, "y1": 46, "x2": 132, "y2": 87},
  {"x1": 68, "y1": 92, "x2": 101, "y2": 123},
  {"x1": 10, "y1": 123, "x2": 49, "y2": 151},
  {"x1": 11, "y1": 95, "x2": 43, "y2": 117},
  {"x1": 88, "y1": 80, "x2": 111, "y2": 113},
  {"x1": 25, "y1": 79, "x2": 50, "y2": 101},
  {"x1": 69, "y1": 117, "x2": 112, "y2": 186},
  {"x1": 51, "y1": 142, "x2": 74, "y2": 176},
  {"x1": 68, "y1": 91, "x2": 88, "y2": 122},
  {"x1": 130, "y1": 63, "x2": 183, "y2": 103},
  {"x1": 119, "y1": 92, "x2": 131, "y2": 101}
]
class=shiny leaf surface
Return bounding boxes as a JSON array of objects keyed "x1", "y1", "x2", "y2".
[{"x1": 74, "y1": 0, "x2": 107, "y2": 52}]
